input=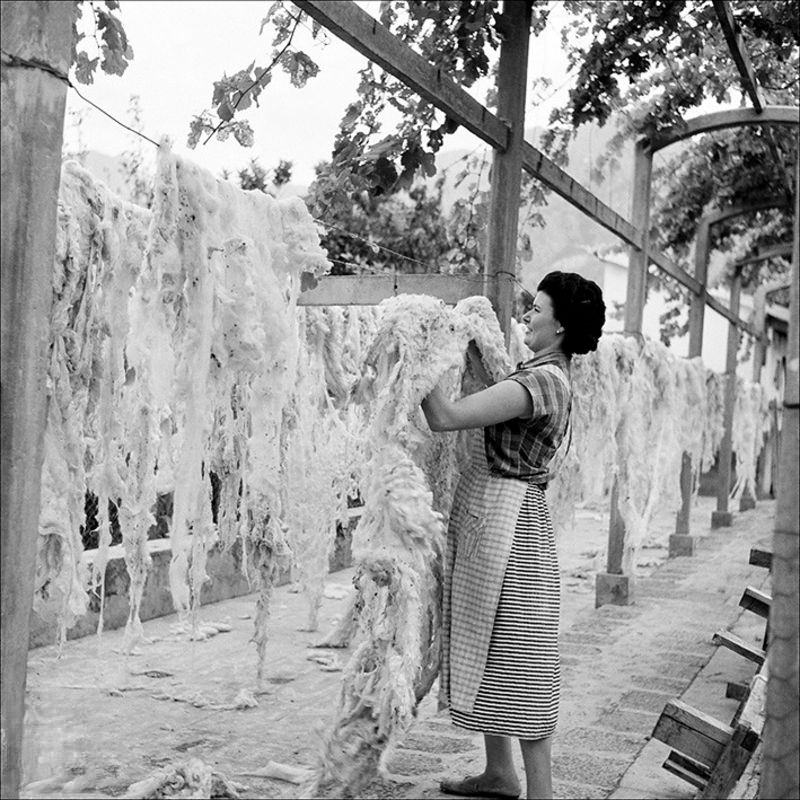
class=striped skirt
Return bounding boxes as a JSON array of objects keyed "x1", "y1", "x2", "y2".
[{"x1": 450, "y1": 482, "x2": 561, "y2": 739}]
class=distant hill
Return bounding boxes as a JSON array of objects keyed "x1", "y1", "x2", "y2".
[{"x1": 433, "y1": 122, "x2": 635, "y2": 288}]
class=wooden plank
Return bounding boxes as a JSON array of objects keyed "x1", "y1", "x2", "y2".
[
  {"x1": 652, "y1": 700, "x2": 733, "y2": 768},
  {"x1": 748, "y1": 547, "x2": 773, "y2": 569},
  {"x1": 650, "y1": 106, "x2": 800, "y2": 153},
  {"x1": 485, "y1": 0, "x2": 531, "y2": 345},
  {"x1": 294, "y1": 0, "x2": 508, "y2": 150},
  {"x1": 712, "y1": 630, "x2": 766, "y2": 665},
  {"x1": 712, "y1": 0, "x2": 762, "y2": 111},
  {"x1": 664, "y1": 751, "x2": 712, "y2": 789},
  {"x1": 736, "y1": 662, "x2": 768, "y2": 734},
  {"x1": 739, "y1": 586, "x2": 771, "y2": 619},
  {"x1": 297, "y1": 273, "x2": 484, "y2": 306}
]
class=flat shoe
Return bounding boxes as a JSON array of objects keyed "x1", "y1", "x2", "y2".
[{"x1": 440, "y1": 776, "x2": 521, "y2": 799}]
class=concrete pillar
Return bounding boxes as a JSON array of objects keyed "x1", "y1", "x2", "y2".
[
  {"x1": 485, "y1": 0, "x2": 531, "y2": 348},
  {"x1": 1, "y1": 4, "x2": 75, "y2": 797}
]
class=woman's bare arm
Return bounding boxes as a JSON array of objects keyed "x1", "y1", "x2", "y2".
[{"x1": 421, "y1": 379, "x2": 532, "y2": 432}]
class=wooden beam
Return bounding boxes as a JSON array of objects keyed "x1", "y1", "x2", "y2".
[
  {"x1": 297, "y1": 273, "x2": 485, "y2": 306},
  {"x1": 711, "y1": 1, "x2": 794, "y2": 194},
  {"x1": 1, "y1": 4, "x2": 75, "y2": 797},
  {"x1": 735, "y1": 243, "x2": 794, "y2": 268},
  {"x1": 485, "y1": 0, "x2": 531, "y2": 345},
  {"x1": 704, "y1": 198, "x2": 791, "y2": 227},
  {"x1": 715, "y1": 269, "x2": 742, "y2": 519},
  {"x1": 712, "y1": 0, "x2": 763, "y2": 111},
  {"x1": 650, "y1": 106, "x2": 800, "y2": 153},
  {"x1": 624, "y1": 140, "x2": 653, "y2": 334},
  {"x1": 294, "y1": 1, "x2": 508, "y2": 151}
]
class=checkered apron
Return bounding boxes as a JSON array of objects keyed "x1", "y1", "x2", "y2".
[{"x1": 440, "y1": 447, "x2": 529, "y2": 714}]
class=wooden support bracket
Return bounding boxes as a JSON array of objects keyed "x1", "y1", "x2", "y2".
[
  {"x1": 748, "y1": 547, "x2": 772, "y2": 570},
  {"x1": 663, "y1": 751, "x2": 712, "y2": 790},
  {"x1": 739, "y1": 587, "x2": 771, "y2": 619},
  {"x1": 655, "y1": 663, "x2": 768, "y2": 797},
  {"x1": 726, "y1": 681, "x2": 749, "y2": 702},
  {"x1": 652, "y1": 699, "x2": 734, "y2": 769},
  {"x1": 712, "y1": 630, "x2": 766, "y2": 665}
]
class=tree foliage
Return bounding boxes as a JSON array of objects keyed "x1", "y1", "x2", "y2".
[
  {"x1": 71, "y1": 1, "x2": 133, "y2": 84},
  {"x1": 544, "y1": 0, "x2": 799, "y2": 169}
]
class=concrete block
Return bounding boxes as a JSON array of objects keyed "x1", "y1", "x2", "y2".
[
  {"x1": 711, "y1": 510, "x2": 734, "y2": 528},
  {"x1": 596, "y1": 573, "x2": 635, "y2": 608},
  {"x1": 738, "y1": 495, "x2": 756, "y2": 512},
  {"x1": 669, "y1": 533, "x2": 696, "y2": 558}
]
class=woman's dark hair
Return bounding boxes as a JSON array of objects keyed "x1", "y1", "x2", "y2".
[{"x1": 537, "y1": 270, "x2": 605, "y2": 357}]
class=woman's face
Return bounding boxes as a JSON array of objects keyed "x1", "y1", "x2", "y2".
[{"x1": 522, "y1": 291, "x2": 562, "y2": 354}]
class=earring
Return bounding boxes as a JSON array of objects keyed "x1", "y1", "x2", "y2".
[{"x1": 556, "y1": 328, "x2": 564, "y2": 334}]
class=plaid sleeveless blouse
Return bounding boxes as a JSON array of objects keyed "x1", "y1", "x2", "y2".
[{"x1": 483, "y1": 352, "x2": 571, "y2": 485}]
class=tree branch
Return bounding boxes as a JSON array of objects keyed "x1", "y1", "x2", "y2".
[{"x1": 201, "y1": 11, "x2": 303, "y2": 146}]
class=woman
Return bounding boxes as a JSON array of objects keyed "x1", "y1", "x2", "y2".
[{"x1": 421, "y1": 271, "x2": 605, "y2": 800}]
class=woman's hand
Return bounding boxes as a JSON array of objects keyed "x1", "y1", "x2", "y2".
[{"x1": 466, "y1": 340, "x2": 493, "y2": 388}]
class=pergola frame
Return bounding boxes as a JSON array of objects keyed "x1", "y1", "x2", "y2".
[{"x1": 1, "y1": 2, "x2": 798, "y2": 798}]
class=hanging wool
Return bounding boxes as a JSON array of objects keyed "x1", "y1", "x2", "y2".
[
  {"x1": 281, "y1": 312, "x2": 353, "y2": 631},
  {"x1": 35, "y1": 162, "x2": 152, "y2": 647},
  {"x1": 307, "y1": 295, "x2": 473, "y2": 797},
  {"x1": 146, "y1": 143, "x2": 329, "y2": 672},
  {"x1": 730, "y1": 380, "x2": 771, "y2": 502},
  {"x1": 702, "y1": 371, "x2": 727, "y2": 473},
  {"x1": 508, "y1": 317, "x2": 533, "y2": 367}
]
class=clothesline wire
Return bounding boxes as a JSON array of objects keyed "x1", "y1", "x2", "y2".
[{"x1": 1, "y1": 48, "x2": 161, "y2": 149}]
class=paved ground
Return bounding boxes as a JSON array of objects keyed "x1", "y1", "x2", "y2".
[{"x1": 20, "y1": 494, "x2": 773, "y2": 799}]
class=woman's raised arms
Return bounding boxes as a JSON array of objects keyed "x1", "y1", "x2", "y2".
[{"x1": 421, "y1": 379, "x2": 532, "y2": 432}]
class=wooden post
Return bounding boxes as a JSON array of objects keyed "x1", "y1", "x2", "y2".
[
  {"x1": 485, "y1": 0, "x2": 531, "y2": 347},
  {"x1": 596, "y1": 143, "x2": 652, "y2": 606},
  {"x1": 1, "y1": 4, "x2": 74, "y2": 798},
  {"x1": 711, "y1": 269, "x2": 742, "y2": 528},
  {"x1": 737, "y1": 285, "x2": 768, "y2": 511},
  {"x1": 761, "y1": 159, "x2": 800, "y2": 800},
  {"x1": 671, "y1": 219, "x2": 711, "y2": 556},
  {"x1": 751, "y1": 285, "x2": 767, "y2": 385},
  {"x1": 623, "y1": 140, "x2": 653, "y2": 334}
]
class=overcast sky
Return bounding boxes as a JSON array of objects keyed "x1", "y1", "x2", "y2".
[{"x1": 64, "y1": 0, "x2": 573, "y2": 185}]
